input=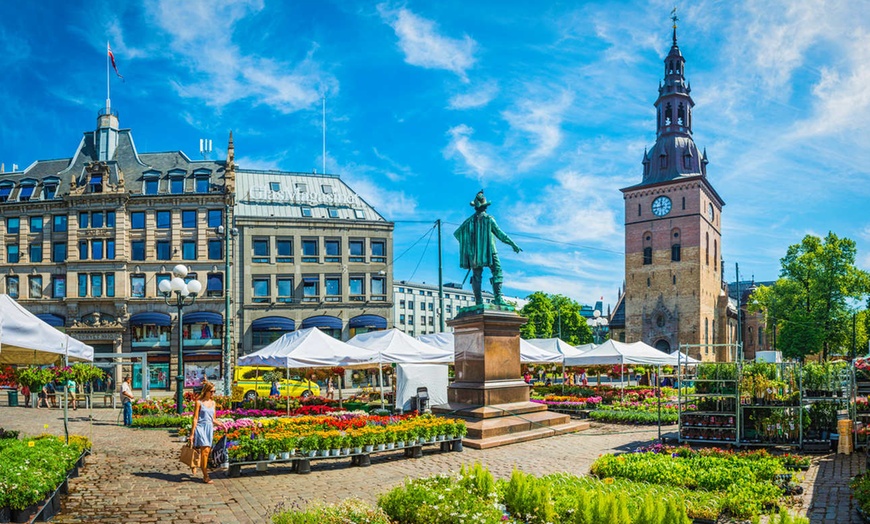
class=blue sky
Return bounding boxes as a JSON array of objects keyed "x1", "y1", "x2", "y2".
[{"x1": 2, "y1": 0, "x2": 869, "y2": 311}]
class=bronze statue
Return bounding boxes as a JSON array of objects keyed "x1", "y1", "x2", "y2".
[{"x1": 454, "y1": 191, "x2": 522, "y2": 306}]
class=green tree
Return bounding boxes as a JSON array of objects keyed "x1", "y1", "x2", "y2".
[
  {"x1": 519, "y1": 293, "x2": 593, "y2": 345},
  {"x1": 749, "y1": 232, "x2": 870, "y2": 360}
]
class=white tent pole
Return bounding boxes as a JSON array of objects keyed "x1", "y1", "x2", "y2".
[
  {"x1": 63, "y1": 337, "x2": 70, "y2": 444},
  {"x1": 378, "y1": 356, "x2": 386, "y2": 410},
  {"x1": 285, "y1": 360, "x2": 290, "y2": 416}
]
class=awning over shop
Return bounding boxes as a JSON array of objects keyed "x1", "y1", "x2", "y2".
[
  {"x1": 251, "y1": 316, "x2": 296, "y2": 331},
  {"x1": 36, "y1": 313, "x2": 65, "y2": 327},
  {"x1": 183, "y1": 312, "x2": 223, "y2": 325},
  {"x1": 129, "y1": 312, "x2": 171, "y2": 327},
  {"x1": 301, "y1": 315, "x2": 342, "y2": 330},
  {"x1": 349, "y1": 315, "x2": 387, "y2": 329}
]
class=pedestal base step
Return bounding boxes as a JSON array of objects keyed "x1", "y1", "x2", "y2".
[{"x1": 461, "y1": 420, "x2": 589, "y2": 450}]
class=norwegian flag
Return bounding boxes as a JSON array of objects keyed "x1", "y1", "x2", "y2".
[{"x1": 107, "y1": 43, "x2": 123, "y2": 79}]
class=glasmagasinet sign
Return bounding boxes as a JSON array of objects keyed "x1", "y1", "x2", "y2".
[{"x1": 249, "y1": 185, "x2": 357, "y2": 206}]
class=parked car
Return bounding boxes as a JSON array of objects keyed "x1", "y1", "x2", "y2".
[{"x1": 232, "y1": 366, "x2": 320, "y2": 401}]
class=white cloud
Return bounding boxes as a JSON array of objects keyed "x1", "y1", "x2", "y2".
[
  {"x1": 442, "y1": 124, "x2": 502, "y2": 181},
  {"x1": 372, "y1": 147, "x2": 413, "y2": 182},
  {"x1": 378, "y1": 4, "x2": 476, "y2": 81},
  {"x1": 448, "y1": 81, "x2": 499, "y2": 109},
  {"x1": 342, "y1": 175, "x2": 418, "y2": 220},
  {"x1": 149, "y1": 0, "x2": 335, "y2": 113},
  {"x1": 503, "y1": 91, "x2": 573, "y2": 170}
]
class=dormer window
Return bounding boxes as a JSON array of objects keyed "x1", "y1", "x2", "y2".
[
  {"x1": 169, "y1": 171, "x2": 185, "y2": 194},
  {"x1": 295, "y1": 183, "x2": 307, "y2": 193},
  {"x1": 19, "y1": 181, "x2": 36, "y2": 201},
  {"x1": 88, "y1": 174, "x2": 103, "y2": 193},
  {"x1": 0, "y1": 183, "x2": 12, "y2": 202},
  {"x1": 43, "y1": 184, "x2": 57, "y2": 200},
  {"x1": 195, "y1": 174, "x2": 210, "y2": 193},
  {"x1": 143, "y1": 172, "x2": 159, "y2": 195},
  {"x1": 270, "y1": 182, "x2": 281, "y2": 192},
  {"x1": 322, "y1": 185, "x2": 333, "y2": 194}
]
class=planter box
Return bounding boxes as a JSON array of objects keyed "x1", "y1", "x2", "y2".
[
  {"x1": 0, "y1": 507, "x2": 10, "y2": 523},
  {"x1": 10, "y1": 504, "x2": 36, "y2": 524}
]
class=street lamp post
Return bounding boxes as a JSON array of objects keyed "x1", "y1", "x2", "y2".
[
  {"x1": 216, "y1": 213, "x2": 238, "y2": 396},
  {"x1": 591, "y1": 310, "x2": 608, "y2": 345},
  {"x1": 159, "y1": 264, "x2": 202, "y2": 415}
]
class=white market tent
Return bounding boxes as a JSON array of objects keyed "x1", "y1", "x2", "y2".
[
  {"x1": 670, "y1": 349, "x2": 701, "y2": 364},
  {"x1": 564, "y1": 339, "x2": 678, "y2": 367},
  {"x1": 416, "y1": 332, "x2": 555, "y2": 364},
  {"x1": 528, "y1": 338, "x2": 589, "y2": 361},
  {"x1": 238, "y1": 327, "x2": 377, "y2": 368},
  {"x1": 576, "y1": 343, "x2": 596, "y2": 353},
  {"x1": 0, "y1": 294, "x2": 94, "y2": 364},
  {"x1": 349, "y1": 328, "x2": 453, "y2": 364}
]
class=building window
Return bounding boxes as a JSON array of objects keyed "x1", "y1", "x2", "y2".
[
  {"x1": 52, "y1": 275, "x2": 66, "y2": 298},
  {"x1": 207, "y1": 209, "x2": 222, "y2": 228},
  {"x1": 349, "y1": 277, "x2": 364, "y2": 301},
  {"x1": 106, "y1": 239, "x2": 115, "y2": 260},
  {"x1": 354, "y1": 209, "x2": 366, "y2": 219},
  {"x1": 643, "y1": 247, "x2": 652, "y2": 265},
  {"x1": 144, "y1": 177, "x2": 159, "y2": 195},
  {"x1": 78, "y1": 212, "x2": 89, "y2": 229},
  {"x1": 327, "y1": 208, "x2": 339, "y2": 218},
  {"x1": 170, "y1": 174, "x2": 184, "y2": 194},
  {"x1": 705, "y1": 232, "x2": 710, "y2": 265},
  {"x1": 156, "y1": 241, "x2": 171, "y2": 260},
  {"x1": 195, "y1": 175, "x2": 209, "y2": 193},
  {"x1": 714, "y1": 240, "x2": 718, "y2": 271},
  {"x1": 106, "y1": 211, "x2": 115, "y2": 228},
  {"x1": 77, "y1": 274, "x2": 87, "y2": 297},
  {"x1": 277, "y1": 277, "x2": 293, "y2": 302},
  {"x1": 78, "y1": 241, "x2": 88, "y2": 260},
  {"x1": 6, "y1": 217, "x2": 19, "y2": 234},
  {"x1": 207, "y1": 273, "x2": 223, "y2": 297},
  {"x1": 6, "y1": 276, "x2": 19, "y2": 298},
  {"x1": 52, "y1": 242, "x2": 67, "y2": 262},
  {"x1": 704, "y1": 318, "x2": 709, "y2": 345},
  {"x1": 19, "y1": 183, "x2": 35, "y2": 201},
  {"x1": 53, "y1": 215, "x2": 67, "y2": 232},
  {"x1": 29, "y1": 276, "x2": 42, "y2": 298},
  {"x1": 296, "y1": 183, "x2": 307, "y2": 192},
  {"x1": 156, "y1": 273, "x2": 170, "y2": 292},
  {"x1": 302, "y1": 277, "x2": 319, "y2": 301},
  {"x1": 208, "y1": 240, "x2": 222, "y2": 260},
  {"x1": 671, "y1": 244, "x2": 681, "y2": 262},
  {"x1": 301, "y1": 207, "x2": 312, "y2": 217},
  {"x1": 371, "y1": 241, "x2": 386, "y2": 262},
  {"x1": 131, "y1": 275, "x2": 146, "y2": 298},
  {"x1": 43, "y1": 184, "x2": 58, "y2": 200},
  {"x1": 131, "y1": 212, "x2": 145, "y2": 229},
  {"x1": 302, "y1": 239, "x2": 318, "y2": 262},
  {"x1": 322, "y1": 184, "x2": 333, "y2": 194},
  {"x1": 325, "y1": 239, "x2": 341, "y2": 262},
  {"x1": 29, "y1": 243, "x2": 43, "y2": 263},
  {"x1": 371, "y1": 277, "x2": 386, "y2": 299},
  {"x1": 276, "y1": 239, "x2": 293, "y2": 262},
  {"x1": 182, "y1": 240, "x2": 196, "y2": 260},
  {"x1": 156, "y1": 211, "x2": 171, "y2": 229},
  {"x1": 92, "y1": 240, "x2": 104, "y2": 260},
  {"x1": 408, "y1": 301, "x2": 414, "y2": 310},
  {"x1": 182, "y1": 210, "x2": 197, "y2": 229},
  {"x1": 106, "y1": 273, "x2": 115, "y2": 297},
  {"x1": 252, "y1": 237, "x2": 270, "y2": 263},
  {"x1": 407, "y1": 316, "x2": 414, "y2": 325},
  {"x1": 253, "y1": 278, "x2": 270, "y2": 303},
  {"x1": 349, "y1": 240, "x2": 365, "y2": 262},
  {"x1": 399, "y1": 314, "x2": 405, "y2": 324},
  {"x1": 270, "y1": 182, "x2": 281, "y2": 192},
  {"x1": 92, "y1": 212, "x2": 104, "y2": 228},
  {"x1": 30, "y1": 216, "x2": 43, "y2": 233},
  {"x1": 91, "y1": 274, "x2": 103, "y2": 297},
  {"x1": 88, "y1": 175, "x2": 102, "y2": 193},
  {"x1": 325, "y1": 276, "x2": 341, "y2": 301},
  {"x1": 131, "y1": 240, "x2": 145, "y2": 261},
  {"x1": 0, "y1": 184, "x2": 11, "y2": 202}
]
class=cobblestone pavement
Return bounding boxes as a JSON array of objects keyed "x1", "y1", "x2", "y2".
[{"x1": 0, "y1": 405, "x2": 863, "y2": 523}]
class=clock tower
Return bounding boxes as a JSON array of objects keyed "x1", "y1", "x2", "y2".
[{"x1": 619, "y1": 20, "x2": 726, "y2": 358}]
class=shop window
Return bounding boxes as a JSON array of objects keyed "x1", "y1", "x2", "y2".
[
  {"x1": 29, "y1": 276, "x2": 42, "y2": 298},
  {"x1": 131, "y1": 274, "x2": 146, "y2": 298},
  {"x1": 7, "y1": 276, "x2": 19, "y2": 298}
]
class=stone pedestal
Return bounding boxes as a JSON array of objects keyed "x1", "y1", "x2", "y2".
[{"x1": 432, "y1": 308, "x2": 588, "y2": 449}]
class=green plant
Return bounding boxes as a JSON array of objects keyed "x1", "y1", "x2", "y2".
[
  {"x1": 272, "y1": 498, "x2": 392, "y2": 524},
  {"x1": 503, "y1": 469, "x2": 556, "y2": 524},
  {"x1": 378, "y1": 470, "x2": 503, "y2": 524}
]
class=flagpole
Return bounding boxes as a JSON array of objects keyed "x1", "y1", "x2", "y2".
[{"x1": 106, "y1": 41, "x2": 111, "y2": 113}]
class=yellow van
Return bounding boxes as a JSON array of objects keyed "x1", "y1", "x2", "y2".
[{"x1": 233, "y1": 366, "x2": 321, "y2": 401}]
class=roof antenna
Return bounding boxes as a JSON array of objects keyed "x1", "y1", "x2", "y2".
[{"x1": 199, "y1": 138, "x2": 212, "y2": 160}]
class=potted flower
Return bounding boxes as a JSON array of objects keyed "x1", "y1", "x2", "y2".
[
  {"x1": 338, "y1": 434, "x2": 351, "y2": 456},
  {"x1": 384, "y1": 428, "x2": 396, "y2": 450},
  {"x1": 298, "y1": 434, "x2": 320, "y2": 458}
]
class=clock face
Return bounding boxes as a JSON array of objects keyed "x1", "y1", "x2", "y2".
[
  {"x1": 708, "y1": 203, "x2": 715, "y2": 221},
  {"x1": 651, "y1": 196, "x2": 672, "y2": 217}
]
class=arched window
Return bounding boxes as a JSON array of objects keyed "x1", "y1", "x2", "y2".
[
  {"x1": 681, "y1": 196, "x2": 686, "y2": 210},
  {"x1": 643, "y1": 232, "x2": 652, "y2": 265},
  {"x1": 638, "y1": 203, "x2": 642, "y2": 217},
  {"x1": 664, "y1": 103, "x2": 672, "y2": 125},
  {"x1": 758, "y1": 328, "x2": 764, "y2": 346},
  {"x1": 677, "y1": 103, "x2": 685, "y2": 125},
  {"x1": 705, "y1": 232, "x2": 710, "y2": 265}
]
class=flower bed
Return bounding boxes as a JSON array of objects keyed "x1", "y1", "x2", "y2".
[
  {"x1": 530, "y1": 395, "x2": 602, "y2": 410},
  {"x1": 590, "y1": 446, "x2": 804, "y2": 518},
  {"x1": 273, "y1": 463, "x2": 810, "y2": 524},
  {"x1": 0, "y1": 434, "x2": 91, "y2": 518},
  {"x1": 851, "y1": 474, "x2": 870, "y2": 518},
  {"x1": 132, "y1": 405, "x2": 342, "y2": 428}
]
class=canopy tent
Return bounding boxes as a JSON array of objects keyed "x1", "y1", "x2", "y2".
[
  {"x1": 416, "y1": 332, "x2": 550, "y2": 364},
  {"x1": 238, "y1": 327, "x2": 377, "y2": 369},
  {"x1": 0, "y1": 294, "x2": 94, "y2": 364},
  {"x1": 670, "y1": 349, "x2": 701, "y2": 364},
  {"x1": 563, "y1": 339, "x2": 678, "y2": 366},
  {"x1": 528, "y1": 338, "x2": 589, "y2": 361},
  {"x1": 576, "y1": 343, "x2": 596, "y2": 353},
  {"x1": 349, "y1": 329, "x2": 452, "y2": 364}
]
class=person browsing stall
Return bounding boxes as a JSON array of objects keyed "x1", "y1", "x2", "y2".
[{"x1": 189, "y1": 381, "x2": 216, "y2": 484}]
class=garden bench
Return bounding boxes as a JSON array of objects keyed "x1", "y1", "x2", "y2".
[{"x1": 225, "y1": 437, "x2": 463, "y2": 478}]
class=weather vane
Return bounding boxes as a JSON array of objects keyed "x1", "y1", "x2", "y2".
[{"x1": 671, "y1": 6, "x2": 679, "y2": 44}]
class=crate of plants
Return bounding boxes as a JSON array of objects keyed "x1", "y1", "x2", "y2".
[{"x1": 0, "y1": 433, "x2": 91, "y2": 523}]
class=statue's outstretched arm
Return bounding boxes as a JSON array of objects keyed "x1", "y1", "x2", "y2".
[{"x1": 490, "y1": 218, "x2": 522, "y2": 253}]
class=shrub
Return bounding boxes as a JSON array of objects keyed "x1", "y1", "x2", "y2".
[{"x1": 272, "y1": 498, "x2": 391, "y2": 524}]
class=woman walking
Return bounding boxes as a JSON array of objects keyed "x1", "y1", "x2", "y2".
[{"x1": 189, "y1": 381, "x2": 216, "y2": 484}]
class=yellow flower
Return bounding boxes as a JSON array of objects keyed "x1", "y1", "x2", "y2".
[
  {"x1": 603, "y1": 477, "x2": 614, "y2": 484},
  {"x1": 28, "y1": 441, "x2": 35, "y2": 447}
]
